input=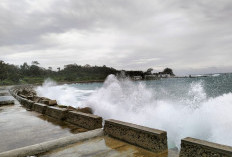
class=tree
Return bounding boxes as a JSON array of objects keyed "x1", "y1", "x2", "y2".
[
  {"x1": 0, "y1": 60, "x2": 7, "y2": 81},
  {"x1": 162, "y1": 68, "x2": 174, "y2": 76},
  {"x1": 84, "y1": 64, "x2": 91, "y2": 68},
  {"x1": 146, "y1": 68, "x2": 153, "y2": 75},
  {"x1": 32, "y1": 61, "x2": 39, "y2": 65}
]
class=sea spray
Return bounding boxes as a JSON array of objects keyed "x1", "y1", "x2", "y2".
[
  {"x1": 36, "y1": 78, "x2": 93, "y2": 107},
  {"x1": 36, "y1": 75, "x2": 232, "y2": 149}
]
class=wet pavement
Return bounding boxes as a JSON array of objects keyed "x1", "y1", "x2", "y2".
[
  {"x1": 0, "y1": 89, "x2": 14, "y2": 105},
  {"x1": 0, "y1": 102, "x2": 88, "y2": 153},
  {"x1": 0, "y1": 87, "x2": 179, "y2": 156},
  {"x1": 39, "y1": 136, "x2": 179, "y2": 157},
  {"x1": 0, "y1": 90, "x2": 10, "y2": 96}
]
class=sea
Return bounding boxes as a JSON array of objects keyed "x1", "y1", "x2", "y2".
[{"x1": 36, "y1": 73, "x2": 232, "y2": 149}]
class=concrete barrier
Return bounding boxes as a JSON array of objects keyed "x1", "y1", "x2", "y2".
[
  {"x1": 104, "y1": 119, "x2": 167, "y2": 153},
  {"x1": 32, "y1": 103, "x2": 47, "y2": 114},
  {"x1": 20, "y1": 98, "x2": 34, "y2": 109},
  {"x1": 65, "y1": 111, "x2": 102, "y2": 130},
  {"x1": 9, "y1": 86, "x2": 103, "y2": 130},
  {"x1": 0, "y1": 100, "x2": 14, "y2": 106},
  {"x1": 18, "y1": 97, "x2": 26, "y2": 105},
  {"x1": 45, "y1": 106, "x2": 67, "y2": 120},
  {"x1": 15, "y1": 95, "x2": 20, "y2": 101},
  {"x1": 0, "y1": 128, "x2": 103, "y2": 157},
  {"x1": 179, "y1": 137, "x2": 232, "y2": 157},
  {"x1": 0, "y1": 93, "x2": 10, "y2": 96}
]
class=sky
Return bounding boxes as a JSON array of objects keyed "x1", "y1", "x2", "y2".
[{"x1": 0, "y1": 0, "x2": 232, "y2": 75}]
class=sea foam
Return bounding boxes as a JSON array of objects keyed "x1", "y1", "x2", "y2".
[{"x1": 36, "y1": 75, "x2": 232, "y2": 149}]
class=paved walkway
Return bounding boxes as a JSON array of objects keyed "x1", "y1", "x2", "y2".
[
  {"x1": 0, "y1": 104, "x2": 87, "y2": 153},
  {"x1": 39, "y1": 136, "x2": 179, "y2": 157}
]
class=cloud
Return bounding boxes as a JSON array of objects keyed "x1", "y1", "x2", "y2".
[{"x1": 0, "y1": 0, "x2": 232, "y2": 75}]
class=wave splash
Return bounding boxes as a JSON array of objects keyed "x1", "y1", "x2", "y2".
[{"x1": 36, "y1": 75, "x2": 232, "y2": 149}]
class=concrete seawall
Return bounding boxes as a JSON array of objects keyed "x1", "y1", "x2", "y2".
[
  {"x1": 104, "y1": 119, "x2": 168, "y2": 154},
  {"x1": 66, "y1": 111, "x2": 102, "y2": 130},
  {"x1": 45, "y1": 106, "x2": 67, "y2": 120},
  {"x1": 9, "y1": 87, "x2": 103, "y2": 130},
  {"x1": 180, "y1": 137, "x2": 232, "y2": 157},
  {"x1": 8, "y1": 87, "x2": 232, "y2": 157},
  {"x1": 32, "y1": 103, "x2": 47, "y2": 114}
]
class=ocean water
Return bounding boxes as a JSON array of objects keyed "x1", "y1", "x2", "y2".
[{"x1": 36, "y1": 73, "x2": 232, "y2": 149}]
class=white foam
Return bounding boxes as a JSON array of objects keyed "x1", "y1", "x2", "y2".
[{"x1": 36, "y1": 75, "x2": 232, "y2": 149}]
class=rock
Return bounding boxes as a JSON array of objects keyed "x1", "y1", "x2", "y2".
[
  {"x1": 48, "y1": 100, "x2": 57, "y2": 106},
  {"x1": 21, "y1": 89, "x2": 30, "y2": 95},
  {"x1": 41, "y1": 100, "x2": 49, "y2": 105},
  {"x1": 32, "y1": 96, "x2": 41, "y2": 103},
  {"x1": 41, "y1": 99, "x2": 57, "y2": 106},
  {"x1": 57, "y1": 105, "x2": 67, "y2": 108},
  {"x1": 66, "y1": 106, "x2": 76, "y2": 111},
  {"x1": 27, "y1": 96, "x2": 33, "y2": 100},
  {"x1": 76, "y1": 128, "x2": 87, "y2": 132},
  {"x1": 18, "y1": 94, "x2": 27, "y2": 98},
  {"x1": 76, "y1": 107, "x2": 93, "y2": 114}
]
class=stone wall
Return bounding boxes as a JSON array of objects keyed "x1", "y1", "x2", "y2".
[
  {"x1": 104, "y1": 119, "x2": 167, "y2": 154},
  {"x1": 180, "y1": 137, "x2": 232, "y2": 157}
]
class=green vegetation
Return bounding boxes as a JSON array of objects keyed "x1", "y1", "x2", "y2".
[
  {"x1": 0, "y1": 60, "x2": 175, "y2": 85},
  {"x1": 162, "y1": 68, "x2": 174, "y2": 75},
  {"x1": 0, "y1": 61, "x2": 118, "y2": 85}
]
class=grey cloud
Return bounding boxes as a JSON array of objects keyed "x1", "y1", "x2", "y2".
[{"x1": 0, "y1": 0, "x2": 232, "y2": 75}]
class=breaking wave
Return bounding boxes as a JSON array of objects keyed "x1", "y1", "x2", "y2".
[{"x1": 36, "y1": 75, "x2": 232, "y2": 149}]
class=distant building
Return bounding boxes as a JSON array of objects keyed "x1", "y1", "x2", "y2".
[
  {"x1": 144, "y1": 75, "x2": 159, "y2": 80},
  {"x1": 132, "y1": 76, "x2": 142, "y2": 80},
  {"x1": 157, "y1": 74, "x2": 171, "y2": 78}
]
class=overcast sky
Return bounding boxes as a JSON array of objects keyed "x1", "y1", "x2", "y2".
[{"x1": 0, "y1": 0, "x2": 232, "y2": 75}]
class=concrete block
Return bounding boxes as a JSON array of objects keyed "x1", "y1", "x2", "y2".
[
  {"x1": 15, "y1": 95, "x2": 20, "y2": 101},
  {"x1": 23, "y1": 99, "x2": 34, "y2": 109},
  {"x1": 0, "y1": 93, "x2": 10, "y2": 96},
  {"x1": 45, "y1": 106, "x2": 67, "y2": 120},
  {"x1": 104, "y1": 119, "x2": 167, "y2": 153},
  {"x1": 19, "y1": 97, "x2": 27, "y2": 105},
  {"x1": 179, "y1": 137, "x2": 232, "y2": 157},
  {"x1": 0, "y1": 100, "x2": 14, "y2": 106},
  {"x1": 19, "y1": 98, "x2": 34, "y2": 109},
  {"x1": 65, "y1": 111, "x2": 102, "y2": 130},
  {"x1": 32, "y1": 103, "x2": 47, "y2": 114}
]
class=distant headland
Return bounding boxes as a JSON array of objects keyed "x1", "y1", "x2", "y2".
[{"x1": 0, "y1": 60, "x2": 175, "y2": 85}]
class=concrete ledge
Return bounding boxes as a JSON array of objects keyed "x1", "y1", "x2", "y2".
[
  {"x1": 0, "y1": 100, "x2": 14, "y2": 106},
  {"x1": 15, "y1": 95, "x2": 20, "y2": 101},
  {"x1": 20, "y1": 98, "x2": 34, "y2": 109},
  {"x1": 0, "y1": 93, "x2": 10, "y2": 96},
  {"x1": 45, "y1": 106, "x2": 67, "y2": 120},
  {"x1": 180, "y1": 137, "x2": 232, "y2": 157},
  {"x1": 104, "y1": 119, "x2": 167, "y2": 153},
  {"x1": 32, "y1": 103, "x2": 47, "y2": 114},
  {"x1": 65, "y1": 111, "x2": 102, "y2": 130},
  {"x1": 0, "y1": 128, "x2": 103, "y2": 157}
]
